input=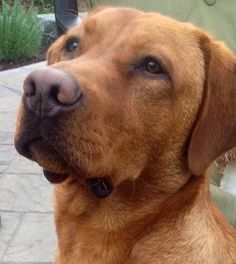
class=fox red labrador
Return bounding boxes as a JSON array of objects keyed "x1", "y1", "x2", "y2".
[{"x1": 15, "y1": 7, "x2": 236, "y2": 264}]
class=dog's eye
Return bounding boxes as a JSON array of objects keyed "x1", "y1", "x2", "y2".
[
  {"x1": 142, "y1": 58, "x2": 164, "y2": 74},
  {"x1": 65, "y1": 38, "x2": 79, "y2": 52}
]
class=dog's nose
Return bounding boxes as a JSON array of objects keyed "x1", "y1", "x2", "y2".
[{"x1": 23, "y1": 67, "x2": 82, "y2": 117}]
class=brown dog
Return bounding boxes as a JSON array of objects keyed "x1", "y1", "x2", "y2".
[{"x1": 14, "y1": 7, "x2": 236, "y2": 264}]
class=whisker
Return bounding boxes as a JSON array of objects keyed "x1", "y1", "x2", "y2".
[{"x1": 103, "y1": 125, "x2": 128, "y2": 137}]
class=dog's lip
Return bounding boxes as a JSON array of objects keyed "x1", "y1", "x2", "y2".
[
  {"x1": 15, "y1": 132, "x2": 71, "y2": 183},
  {"x1": 15, "y1": 135, "x2": 42, "y2": 159},
  {"x1": 43, "y1": 170, "x2": 69, "y2": 184}
]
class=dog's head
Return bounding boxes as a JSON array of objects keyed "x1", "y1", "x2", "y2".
[{"x1": 14, "y1": 7, "x2": 236, "y2": 195}]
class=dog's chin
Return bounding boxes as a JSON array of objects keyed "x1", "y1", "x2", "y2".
[
  {"x1": 32, "y1": 153, "x2": 71, "y2": 184},
  {"x1": 42, "y1": 170, "x2": 69, "y2": 184},
  {"x1": 15, "y1": 136, "x2": 71, "y2": 184},
  {"x1": 30, "y1": 144, "x2": 72, "y2": 184}
]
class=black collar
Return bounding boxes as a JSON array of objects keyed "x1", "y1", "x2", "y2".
[{"x1": 87, "y1": 177, "x2": 113, "y2": 198}]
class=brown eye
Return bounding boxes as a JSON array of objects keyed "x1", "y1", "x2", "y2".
[
  {"x1": 144, "y1": 59, "x2": 163, "y2": 74},
  {"x1": 65, "y1": 38, "x2": 79, "y2": 52}
]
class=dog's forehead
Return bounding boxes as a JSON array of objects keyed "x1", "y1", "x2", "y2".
[
  {"x1": 65, "y1": 7, "x2": 140, "y2": 44},
  {"x1": 80, "y1": 9, "x2": 200, "y2": 65},
  {"x1": 67, "y1": 8, "x2": 199, "y2": 58},
  {"x1": 68, "y1": 8, "x2": 195, "y2": 42},
  {"x1": 86, "y1": 7, "x2": 142, "y2": 30},
  {"x1": 84, "y1": 8, "x2": 196, "y2": 43}
]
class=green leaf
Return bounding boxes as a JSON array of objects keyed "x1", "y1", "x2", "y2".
[{"x1": 0, "y1": 0, "x2": 43, "y2": 61}]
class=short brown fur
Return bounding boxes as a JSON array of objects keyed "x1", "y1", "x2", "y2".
[{"x1": 15, "y1": 7, "x2": 236, "y2": 264}]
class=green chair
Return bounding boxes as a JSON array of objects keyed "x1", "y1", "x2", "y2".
[
  {"x1": 210, "y1": 164, "x2": 236, "y2": 227},
  {"x1": 90, "y1": 0, "x2": 236, "y2": 53}
]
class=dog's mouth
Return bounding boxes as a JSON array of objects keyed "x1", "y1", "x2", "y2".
[
  {"x1": 15, "y1": 133, "x2": 41, "y2": 160},
  {"x1": 15, "y1": 127, "x2": 114, "y2": 197},
  {"x1": 15, "y1": 132, "x2": 71, "y2": 183}
]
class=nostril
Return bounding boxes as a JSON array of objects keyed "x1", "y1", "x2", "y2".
[
  {"x1": 56, "y1": 85, "x2": 82, "y2": 106},
  {"x1": 28, "y1": 81, "x2": 36, "y2": 96},
  {"x1": 49, "y1": 84, "x2": 82, "y2": 106},
  {"x1": 48, "y1": 84, "x2": 81, "y2": 106},
  {"x1": 50, "y1": 85, "x2": 59, "y2": 102},
  {"x1": 24, "y1": 79, "x2": 36, "y2": 97}
]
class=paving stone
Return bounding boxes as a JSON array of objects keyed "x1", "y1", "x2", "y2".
[
  {"x1": 1, "y1": 82, "x2": 24, "y2": 92},
  {"x1": 0, "y1": 95, "x2": 20, "y2": 112},
  {"x1": 1, "y1": 262, "x2": 52, "y2": 264},
  {"x1": 0, "y1": 144, "x2": 41, "y2": 175},
  {"x1": 0, "y1": 96, "x2": 20, "y2": 134},
  {"x1": 0, "y1": 173, "x2": 4, "y2": 181},
  {"x1": 0, "y1": 173, "x2": 53, "y2": 213},
  {"x1": 0, "y1": 86, "x2": 17, "y2": 97},
  {"x1": 0, "y1": 131, "x2": 14, "y2": 145},
  {"x1": 0, "y1": 145, "x2": 15, "y2": 160},
  {"x1": 0, "y1": 62, "x2": 55, "y2": 263},
  {"x1": 5, "y1": 153, "x2": 41, "y2": 175},
  {"x1": 0, "y1": 66, "x2": 29, "y2": 76},
  {"x1": 0, "y1": 213, "x2": 22, "y2": 260},
  {"x1": 0, "y1": 68, "x2": 29, "y2": 91},
  {"x1": 0, "y1": 62, "x2": 46, "y2": 93},
  {"x1": 1, "y1": 261, "x2": 53, "y2": 264},
  {"x1": 1, "y1": 84, "x2": 23, "y2": 96},
  {"x1": 2, "y1": 213, "x2": 56, "y2": 263},
  {"x1": 0, "y1": 239, "x2": 7, "y2": 262},
  {"x1": 0, "y1": 145, "x2": 17, "y2": 173},
  {"x1": 22, "y1": 61, "x2": 46, "y2": 72},
  {"x1": 0, "y1": 111, "x2": 17, "y2": 135}
]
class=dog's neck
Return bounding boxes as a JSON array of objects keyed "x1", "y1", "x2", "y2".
[
  {"x1": 55, "y1": 166, "x2": 236, "y2": 264},
  {"x1": 54, "y1": 171, "x2": 219, "y2": 263},
  {"x1": 54, "y1": 151, "x2": 201, "y2": 221}
]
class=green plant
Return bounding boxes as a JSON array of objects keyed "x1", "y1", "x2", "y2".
[
  {"x1": 33, "y1": 0, "x2": 53, "y2": 5},
  {"x1": 0, "y1": 1, "x2": 43, "y2": 61},
  {"x1": 86, "y1": 0, "x2": 94, "y2": 9},
  {"x1": 32, "y1": 0, "x2": 54, "y2": 14}
]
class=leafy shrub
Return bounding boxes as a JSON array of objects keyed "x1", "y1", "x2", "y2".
[
  {"x1": 0, "y1": 1, "x2": 43, "y2": 61},
  {"x1": 34, "y1": 0, "x2": 53, "y2": 5},
  {"x1": 33, "y1": 0, "x2": 54, "y2": 14},
  {"x1": 85, "y1": 0, "x2": 93, "y2": 9}
]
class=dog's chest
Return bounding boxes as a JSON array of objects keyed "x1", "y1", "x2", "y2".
[
  {"x1": 56, "y1": 223, "x2": 132, "y2": 264},
  {"x1": 58, "y1": 241, "x2": 130, "y2": 264}
]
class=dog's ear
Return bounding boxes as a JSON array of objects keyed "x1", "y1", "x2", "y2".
[{"x1": 188, "y1": 38, "x2": 236, "y2": 175}]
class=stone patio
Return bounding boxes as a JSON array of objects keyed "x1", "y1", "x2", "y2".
[{"x1": 0, "y1": 62, "x2": 55, "y2": 264}]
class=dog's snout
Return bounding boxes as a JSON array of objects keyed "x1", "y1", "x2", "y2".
[{"x1": 23, "y1": 67, "x2": 82, "y2": 117}]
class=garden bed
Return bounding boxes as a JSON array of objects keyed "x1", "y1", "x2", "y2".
[
  {"x1": 0, "y1": 1, "x2": 89, "y2": 71},
  {"x1": 0, "y1": 1, "x2": 54, "y2": 71},
  {"x1": 0, "y1": 53, "x2": 46, "y2": 71}
]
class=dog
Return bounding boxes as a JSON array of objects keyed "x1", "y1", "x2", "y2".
[{"x1": 14, "y1": 7, "x2": 236, "y2": 264}]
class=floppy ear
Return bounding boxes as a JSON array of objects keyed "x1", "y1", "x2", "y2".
[{"x1": 188, "y1": 39, "x2": 236, "y2": 175}]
